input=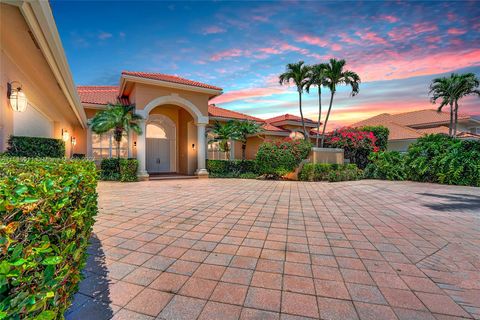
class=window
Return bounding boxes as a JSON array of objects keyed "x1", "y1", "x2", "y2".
[
  {"x1": 91, "y1": 131, "x2": 129, "y2": 159},
  {"x1": 289, "y1": 131, "x2": 304, "y2": 140},
  {"x1": 146, "y1": 124, "x2": 167, "y2": 139}
]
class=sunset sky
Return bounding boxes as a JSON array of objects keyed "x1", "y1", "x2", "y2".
[{"x1": 51, "y1": 1, "x2": 480, "y2": 129}]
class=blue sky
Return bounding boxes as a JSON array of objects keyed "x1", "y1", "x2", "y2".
[{"x1": 51, "y1": 1, "x2": 480, "y2": 128}]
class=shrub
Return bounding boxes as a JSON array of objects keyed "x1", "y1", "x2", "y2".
[
  {"x1": 207, "y1": 159, "x2": 258, "y2": 178},
  {"x1": 299, "y1": 163, "x2": 363, "y2": 182},
  {"x1": 119, "y1": 158, "x2": 138, "y2": 182},
  {"x1": 72, "y1": 153, "x2": 85, "y2": 159},
  {"x1": 405, "y1": 135, "x2": 480, "y2": 186},
  {"x1": 100, "y1": 158, "x2": 120, "y2": 181},
  {"x1": 364, "y1": 151, "x2": 407, "y2": 181},
  {"x1": 0, "y1": 157, "x2": 98, "y2": 319},
  {"x1": 324, "y1": 127, "x2": 379, "y2": 169},
  {"x1": 256, "y1": 138, "x2": 311, "y2": 179},
  {"x1": 359, "y1": 126, "x2": 389, "y2": 151},
  {"x1": 5, "y1": 136, "x2": 65, "y2": 158}
]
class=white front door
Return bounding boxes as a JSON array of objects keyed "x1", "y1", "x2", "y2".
[{"x1": 146, "y1": 138, "x2": 170, "y2": 172}]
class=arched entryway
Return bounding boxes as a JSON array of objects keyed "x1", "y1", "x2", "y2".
[{"x1": 145, "y1": 114, "x2": 176, "y2": 173}]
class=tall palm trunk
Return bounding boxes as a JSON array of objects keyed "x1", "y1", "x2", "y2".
[
  {"x1": 449, "y1": 102, "x2": 453, "y2": 137},
  {"x1": 453, "y1": 100, "x2": 459, "y2": 137},
  {"x1": 316, "y1": 88, "x2": 322, "y2": 147},
  {"x1": 320, "y1": 91, "x2": 335, "y2": 148},
  {"x1": 114, "y1": 127, "x2": 123, "y2": 159},
  {"x1": 298, "y1": 89, "x2": 308, "y2": 140},
  {"x1": 242, "y1": 142, "x2": 246, "y2": 160}
]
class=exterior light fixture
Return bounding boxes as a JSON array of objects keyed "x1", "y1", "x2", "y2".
[
  {"x1": 192, "y1": 143, "x2": 196, "y2": 150},
  {"x1": 7, "y1": 81, "x2": 27, "y2": 112},
  {"x1": 133, "y1": 141, "x2": 137, "y2": 147},
  {"x1": 71, "y1": 136, "x2": 77, "y2": 146},
  {"x1": 62, "y1": 129, "x2": 70, "y2": 142}
]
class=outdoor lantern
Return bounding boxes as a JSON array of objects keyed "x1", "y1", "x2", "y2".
[
  {"x1": 7, "y1": 81, "x2": 27, "y2": 112},
  {"x1": 71, "y1": 136, "x2": 77, "y2": 146},
  {"x1": 192, "y1": 143, "x2": 196, "y2": 150},
  {"x1": 62, "y1": 129, "x2": 70, "y2": 142}
]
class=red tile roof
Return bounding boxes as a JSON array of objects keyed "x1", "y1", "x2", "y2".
[
  {"x1": 77, "y1": 86, "x2": 128, "y2": 105},
  {"x1": 208, "y1": 104, "x2": 264, "y2": 122},
  {"x1": 266, "y1": 113, "x2": 316, "y2": 124},
  {"x1": 122, "y1": 71, "x2": 222, "y2": 91}
]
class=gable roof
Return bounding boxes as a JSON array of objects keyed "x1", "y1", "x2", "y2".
[
  {"x1": 208, "y1": 104, "x2": 263, "y2": 122},
  {"x1": 77, "y1": 86, "x2": 122, "y2": 105},
  {"x1": 121, "y1": 71, "x2": 222, "y2": 91},
  {"x1": 266, "y1": 114, "x2": 316, "y2": 124}
]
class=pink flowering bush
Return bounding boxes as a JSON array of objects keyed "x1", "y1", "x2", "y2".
[
  {"x1": 256, "y1": 138, "x2": 312, "y2": 179},
  {"x1": 325, "y1": 127, "x2": 380, "y2": 169}
]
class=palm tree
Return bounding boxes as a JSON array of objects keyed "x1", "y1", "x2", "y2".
[
  {"x1": 89, "y1": 103, "x2": 143, "y2": 158},
  {"x1": 429, "y1": 75, "x2": 456, "y2": 136},
  {"x1": 231, "y1": 120, "x2": 264, "y2": 160},
  {"x1": 279, "y1": 61, "x2": 311, "y2": 140},
  {"x1": 209, "y1": 121, "x2": 236, "y2": 159},
  {"x1": 320, "y1": 59, "x2": 361, "y2": 147},
  {"x1": 306, "y1": 63, "x2": 328, "y2": 147},
  {"x1": 451, "y1": 73, "x2": 480, "y2": 137}
]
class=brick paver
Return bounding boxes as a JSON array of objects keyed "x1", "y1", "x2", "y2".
[{"x1": 66, "y1": 179, "x2": 480, "y2": 320}]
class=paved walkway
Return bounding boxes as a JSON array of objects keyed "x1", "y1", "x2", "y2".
[{"x1": 66, "y1": 179, "x2": 480, "y2": 320}]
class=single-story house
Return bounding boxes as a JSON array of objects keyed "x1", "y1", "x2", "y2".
[
  {"x1": 352, "y1": 109, "x2": 480, "y2": 152},
  {"x1": 1, "y1": 1, "x2": 87, "y2": 156}
]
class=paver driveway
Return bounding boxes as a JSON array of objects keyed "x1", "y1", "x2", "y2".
[{"x1": 66, "y1": 179, "x2": 480, "y2": 320}]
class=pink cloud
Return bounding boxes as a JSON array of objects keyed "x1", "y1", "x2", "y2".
[
  {"x1": 339, "y1": 33, "x2": 360, "y2": 45},
  {"x1": 202, "y1": 26, "x2": 226, "y2": 35},
  {"x1": 211, "y1": 87, "x2": 285, "y2": 104},
  {"x1": 412, "y1": 22, "x2": 438, "y2": 33},
  {"x1": 379, "y1": 15, "x2": 398, "y2": 23},
  {"x1": 447, "y1": 28, "x2": 467, "y2": 35},
  {"x1": 426, "y1": 36, "x2": 441, "y2": 43},
  {"x1": 331, "y1": 43, "x2": 342, "y2": 51},
  {"x1": 355, "y1": 31, "x2": 387, "y2": 44},
  {"x1": 258, "y1": 47, "x2": 282, "y2": 54},
  {"x1": 388, "y1": 23, "x2": 438, "y2": 42},
  {"x1": 210, "y1": 48, "x2": 245, "y2": 61},
  {"x1": 295, "y1": 35, "x2": 329, "y2": 47},
  {"x1": 279, "y1": 43, "x2": 310, "y2": 55}
]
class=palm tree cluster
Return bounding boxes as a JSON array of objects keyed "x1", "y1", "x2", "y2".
[
  {"x1": 429, "y1": 73, "x2": 480, "y2": 137},
  {"x1": 279, "y1": 59, "x2": 361, "y2": 147},
  {"x1": 89, "y1": 103, "x2": 143, "y2": 158},
  {"x1": 209, "y1": 120, "x2": 264, "y2": 160}
]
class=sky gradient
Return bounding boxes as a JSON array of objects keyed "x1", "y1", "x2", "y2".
[{"x1": 51, "y1": 1, "x2": 480, "y2": 129}]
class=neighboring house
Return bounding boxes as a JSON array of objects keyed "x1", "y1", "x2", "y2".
[
  {"x1": 352, "y1": 109, "x2": 480, "y2": 152},
  {"x1": 0, "y1": 1, "x2": 87, "y2": 155},
  {"x1": 77, "y1": 80, "x2": 319, "y2": 178}
]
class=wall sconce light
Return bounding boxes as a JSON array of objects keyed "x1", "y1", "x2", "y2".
[
  {"x1": 7, "y1": 81, "x2": 28, "y2": 112},
  {"x1": 71, "y1": 136, "x2": 77, "y2": 146},
  {"x1": 133, "y1": 141, "x2": 137, "y2": 147},
  {"x1": 62, "y1": 129, "x2": 70, "y2": 142},
  {"x1": 192, "y1": 143, "x2": 196, "y2": 150}
]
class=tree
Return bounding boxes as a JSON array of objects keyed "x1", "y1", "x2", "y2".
[
  {"x1": 279, "y1": 61, "x2": 311, "y2": 140},
  {"x1": 320, "y1": 59, "x2": 361, "y2": 147},
  {"x1": 306, "y1": 63, "x2": 328, "y2": 147},
  {"x1": 451, "y1": 73, "x2": 480, "y2": 137},
  {"x1": 231, "y1": 120, "x2": 264, "y2": 160},
  {"x1": 208, "y1": 121, "x2": 236, "y2": 159},
  {"x1": 430, "y1": 75, "x2": 456, "y2": 136},
  {"x1": 89, "y1": 103, "x2": 143, "y2": 158}
]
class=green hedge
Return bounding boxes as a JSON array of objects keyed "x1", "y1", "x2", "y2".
[
  {"x1": 256, "y1": 139, "x2": 312, "y2": 179},
  {"x1": 100, "y1": 158, "x2": 120, "y2": 181},
  {"x1": 5, "y1": 136, "x2": 65, "y2": 158},
  {"x1": 365, "y1": 135, "x2": 480, "y2": 186},
  {"x1": 120, "y1": 159, "x2": 138, "y2": 182},
  {"x1": 299, "y1": 163, "x2": 363, "y2": 182},
  {"x1": 207, "y1": 160, "x2": 258, "y2": 178},
  {"x1": 0, "y1": 157, "x2": 98, "y2": 319}
]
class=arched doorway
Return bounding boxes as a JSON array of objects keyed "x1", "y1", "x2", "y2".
[{"x1": 146, "y1": 114, "x2": 176, "y2": 173}]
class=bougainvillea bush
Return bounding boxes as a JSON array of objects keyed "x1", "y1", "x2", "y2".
[
  {"x1": 324, "y1": 127, "x2": 382, "y2": 169},
  {"x1": 0, "y1": 157, "x2": 98, "y2": 319},
  {"x1": 256, "y1": 138, "x2": 312, "y2": 179}
]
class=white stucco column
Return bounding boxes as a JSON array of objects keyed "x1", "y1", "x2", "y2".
[
  {"x1": 195, "y1": 122, "x2": 208, "y2": 177},
  {"x1": 136, "y1": 119, "x2": 149, "y2": 180}
]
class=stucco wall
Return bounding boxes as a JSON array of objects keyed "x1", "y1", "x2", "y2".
[
  {"x1": 388, "y1": 139, "x2": 416, "y2": 152},
  {"x1": 0, "y1": 3, "x2": 85, "y2": 155}
]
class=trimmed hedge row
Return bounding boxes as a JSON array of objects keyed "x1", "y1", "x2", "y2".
[
  {"x1": 207, "y1": 159, "x2": 257, "y2": 178},
  {"x1": 100, "y1": 158, "x2": 138, "y2": 182},
  {"x1": 5, "y1": 136, "x2": 65, "y2": 158},
  {"x1": 365, "y1": 134, "x2": 480, "y2": 186},
  {"x1": 0, "y1": 157, "x2": 98, "y2": 319},
  {"x1": 299, "y1": 163, "x2": 363, "y2": 182}
]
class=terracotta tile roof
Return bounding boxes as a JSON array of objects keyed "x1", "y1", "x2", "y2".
[
  {"x1": 266, "y1": 113, "x2": 316, "y2": 124},
  {"x1": 208, "y1": 105, "x2": 264, "y2": 122},
  {"x1": 262, "y1": 123, "x2": 289, "y2": 132},
  {"x1": 416, "y1": 126, "x2": 451, "y2": 135},
  {"x1": 122, "y1": 71, "x2": 222, "y2": 91},
  {"x1": 77, "y1": 86, "x2": 128, "y2": 105}
]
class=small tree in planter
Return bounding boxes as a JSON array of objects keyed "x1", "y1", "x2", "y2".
[
  {"x1": 89, "y1": 103, "x2": 143, "y2": 159},
  {"x1": 208, "y1": 121, "x2": 236, "y2": 159},
  {"x1": 231, "y1": 120, "x2": 264, "y2": 160}
]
